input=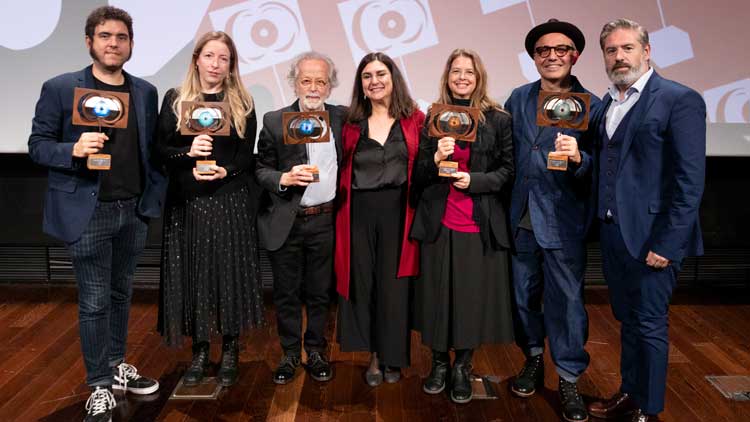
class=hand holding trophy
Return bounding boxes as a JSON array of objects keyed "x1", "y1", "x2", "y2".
[
  {"x1": 536, "y1": 91, "x2": 590, "y2": 171},
  {"x1": 72, "y1": 87, "x2": 130, "y2": 170},
  {"x1": 427, "y1": 103, "x2": 480, "y2": 177},
  {"x1": 180, "y1": 101, "x2": 230, "y2": 175},
  {"x1": 282, "y1": 110, "x2": 331, "y2": 183}
]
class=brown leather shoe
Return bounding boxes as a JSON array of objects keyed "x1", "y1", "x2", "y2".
[
  {"x1": 587, "y1": 392, "x2": 637, "y2": 419},
  {"x1": 630, "y1": 409, "x2": 660, "y2": 422}
]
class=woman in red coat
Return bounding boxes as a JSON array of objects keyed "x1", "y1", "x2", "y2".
[{"x1": 335, "y1": 52, "x2": 423, "y2": 386}]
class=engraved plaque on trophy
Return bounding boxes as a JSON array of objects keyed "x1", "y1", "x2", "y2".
[
  {"x1": 536, "y1": 91, "x2": 591, "y2": 171},
  {"x1": 72, "y1": 87, "x2": 130, "y2": 170},
  {"x1": 307, "y1": 164, "x2": 320, "y2": 182},
  {"x1": 427, "y1": 103, "x2": 480, "y2": 142},
  {"x1": 180, "y1": 101, "x2": 231, "y2": 175},
  {"x1": 283, "y1": 111, "x2": 331, "y2": 183},
  {"x1": 438, "y1": 160, "x2": 458, "y2": 178}
]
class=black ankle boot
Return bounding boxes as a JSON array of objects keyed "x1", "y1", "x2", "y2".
[
  {"x1": 450, "y1": 349, "x2": 473, "y2": 404},
  {"x1": 184, "y1": 341, "x2": 210, "y2": 386},
  {"x1": 423, "y1": 350, "x2": 450, "y2": 394},
  {"x1": 511, "y1": 354, "x2": 544, "y2": 397},
  {"x1": 559, "y1": 378, "x2": 588, "y2": 422},
  {"x1": 217, "y1": 336, "x2": 239, "y2": 387}
]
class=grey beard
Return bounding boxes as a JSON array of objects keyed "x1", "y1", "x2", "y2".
[{"x1": 608, "y1": 65, "x2": 644, "y2": 87}]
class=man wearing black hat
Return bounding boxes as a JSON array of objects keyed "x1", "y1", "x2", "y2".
[{"x1": 504, "y1": 19, "x2": 600, "y2": 422}]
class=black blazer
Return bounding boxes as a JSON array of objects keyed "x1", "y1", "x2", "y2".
[
  {"x1": 410, "y1": 108, "x2": 514, "y2": 250},
  {"x1": 255, "y1": 100, "x2": 347, "y2": 251}
]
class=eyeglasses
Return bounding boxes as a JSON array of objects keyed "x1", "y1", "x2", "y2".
[
  {"x1": 299, "y1": 78, "x2": 329, "y2": 88},
  {"x1": 534, "y1": 45, "x2": 575, "y2": 58}
]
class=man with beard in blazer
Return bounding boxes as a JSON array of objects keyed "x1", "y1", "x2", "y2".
[
  {"x1": 28, "y1": 6, "x2": 166, "y2": 422},
  {"x1": 256, "y1": 51, "x2": 346, "y2": 385},
  {"x1": 587, "y1": 19, "x2": 706, "y2": 422}
]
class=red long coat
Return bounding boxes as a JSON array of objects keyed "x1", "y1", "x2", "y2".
[{"x1": 334, "y1": 110, "x2": 424, "y2": 299}]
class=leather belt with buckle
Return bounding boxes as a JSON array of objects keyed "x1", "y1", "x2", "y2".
[{"x1": 298, "y1": 204, "x2": 334, "y2": 216}]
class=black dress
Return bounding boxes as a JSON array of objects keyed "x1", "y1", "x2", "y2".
[
  {"x1": 156, "y1": 88, "x2": 264, "y2": 347},
  {"x1": 337, "y1": 120, "x2": 412, "y2": 368}
]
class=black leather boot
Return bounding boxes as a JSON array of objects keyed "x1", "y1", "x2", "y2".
[
  {"x1": 217, "y1": 336, "x2": 239, "y2": 387},
  {"x1": 423, "y1": 350, "x2": 450, "y2": 394},
  {"x1": 559, "y1": 378, "x2": 588, "y2": 422},
  {"x1": 450, "y1": 349, "x2": 473, "y2": 404},
  {"x1": 511, "y1": 354, "x2": 544, "y2": 397},
  {"x1": 183, "y1": 341, "x2": 210, "y2": 386}
]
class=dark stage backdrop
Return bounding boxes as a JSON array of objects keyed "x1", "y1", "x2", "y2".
[{"x1": 0, "y1": 154, "x2": 748, "y2": 287}]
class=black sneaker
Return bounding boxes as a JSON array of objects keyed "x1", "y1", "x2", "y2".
[
  {"x1": 559, "y1": 378, "x2": 588, "y2": 422},
  {"x1": 273, "y1": 354, "x2": 301, "y2": 384},
  {"x1": 112, "y1": 362, "x2": 160, "y2": 395},
  {"x1": 83, "y1": 386, "x2": 115, "y2": 422},
  {"x1": 511, "y1": 354, "x2": 544, "y2": 397},
  {"x1": 306, "y1": 351, "x2": 333, "y2": 382}
]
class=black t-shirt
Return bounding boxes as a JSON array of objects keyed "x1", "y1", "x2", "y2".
[
  {"x1": 93, "y1": 76, "x2": 143, "y2": 201},
  {"x1": 352, "y1": 119, "x2": 408, "y2": 190}
]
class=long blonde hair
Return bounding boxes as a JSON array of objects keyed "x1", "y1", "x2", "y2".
[
  {"x1": 172, "y1": 31, "x2": 254, "y2": 138},
  {"x1": 436, "y1": 48, "x2": 505, "y2": 123}
]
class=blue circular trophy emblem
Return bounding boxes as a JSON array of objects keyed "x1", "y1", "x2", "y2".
[
  {"x1": 93, "y1": 100, "x2": 111, "y2": 118},
  {"x1": 299, "y1": 119, "x2": 314, "y2": 135},
  {"x1": 198, "y1": 110, "x2": 215, "y2": 128}
]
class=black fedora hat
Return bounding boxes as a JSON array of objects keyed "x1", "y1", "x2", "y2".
[{"x1": 524, "y1": 19, "x2": 585, "y2": 57}]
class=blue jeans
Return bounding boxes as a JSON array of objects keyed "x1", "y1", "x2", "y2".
[
  {"x1": 66, "y1": 198, "x2": 148, "y2": 387},
  {"x1": 511, "y1": 228, "x2": 590, "y2": 382}
]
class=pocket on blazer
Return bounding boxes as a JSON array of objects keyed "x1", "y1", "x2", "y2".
[{"x1": 648, "y1": 199, "x2": 668, "y2": 214}]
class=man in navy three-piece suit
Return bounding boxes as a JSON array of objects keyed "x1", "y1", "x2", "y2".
[
  {"x1": 587, "y1": 19, "x2": 706, "y2": 422},
  {"x1": 505, "y1": 19, "x2": 600, "y2": 422},
  {"x1": 28, "y1": 6, "x2": 166, "y2": 422}
]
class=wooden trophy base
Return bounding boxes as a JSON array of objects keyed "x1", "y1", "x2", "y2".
[
  {"x1": 196, "y1": 160, "x2": 216, "y2": 175},
  {"x1": 470, "y1": 374, "x2": 500, "y2": 400},
  {"x1": 308, "y1": 165, "x2": 320, "y2": 183},
  {"x1": 170, "y1": 376, "x2": 222, "y2": 400},
  {"x1": 438, "y1": 160, "x2": 458, "y2": 177},
  {"x1": 547, "y1": 152, "x2": 568, "y2": 171},
  {"x1": 87, "y1": 154, "x2": 111, "y2": 170}
]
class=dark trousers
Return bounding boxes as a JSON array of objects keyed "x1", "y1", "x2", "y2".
[
  {"x1": 268, "y1": 212, "x2": 334, "y2": 356},
  {"x1": 337, "y1": 187, "x2": 410, "y2": 368},
  {"x1": 600, "y1": 221, "x2": 676, "y2": 415},
  {"x1": 66, "y1": 198, "x2": 148, "y2": 387},
  {"x1": 511, "y1": 228, "x2": 589, "y2": 382}
]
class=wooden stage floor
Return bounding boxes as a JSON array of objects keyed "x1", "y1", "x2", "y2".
[{"x1": 0, "y1": 285, "x2": 748, "y2": 422}]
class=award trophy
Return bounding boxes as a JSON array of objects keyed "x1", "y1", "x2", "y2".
[
  {"x1": 427, "y1": 103, "x2": 480, "y2": 177},
  {"x1": 72, "y1": 88, "x2": 130, "y2": 170},
  {"x1": 536, "y1": 91, "x2": 591, "y2": 171},
  {"x1": 180, "y1": 101, "x2": 230, "y2": 175},
  {"x1": 282, "y1": 111, "x2": 331, "y2": 183}
]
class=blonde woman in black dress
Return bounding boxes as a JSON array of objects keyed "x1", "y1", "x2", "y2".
[{"x1": 156, "y1": 31, "x2": 264, "y2": 387}]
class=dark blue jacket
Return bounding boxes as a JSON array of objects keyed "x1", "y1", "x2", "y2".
[
  {"x1": 595, "y1": 72, "x2": 705, "y2": 262},
  {"x1": 505, "y1": 77, "x2": 601, "y2": 248},
  {"x1": 28, "y1": 65, "x2": 167, "y2": 243}
]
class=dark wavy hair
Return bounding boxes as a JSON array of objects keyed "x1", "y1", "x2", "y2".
[
  {"x1": 346, "y1": 52, "x2": 416, "y2": 123},
  {"x1": 85, "y1": 6, "x2": 134, "y2": 40}
]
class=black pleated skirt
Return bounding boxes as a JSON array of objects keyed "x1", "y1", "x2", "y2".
[
  {"x1": 158, "y1": 187, "x2": 265, "y2": 347},
  {"x1": 413, "y1": 226, "x2": 514, "y2": 352}
]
